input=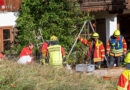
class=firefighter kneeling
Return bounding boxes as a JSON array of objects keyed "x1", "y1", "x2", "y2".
[
  {"x1": 117, "y1": 52, "x2": 130, "y2": 90},
  {"x1": 78, "y1": 32, "x2": 105, "y2": 69},
  {"x1": 41, "y1": 36, "x2": 66, "y2": 67}
]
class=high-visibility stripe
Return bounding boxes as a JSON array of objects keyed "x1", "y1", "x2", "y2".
[
  {"x1": 110, "y1": 49, "x2": 123, "y2": 54},
  {"x1": 110, "y1": 53, "x2": 123, "y2": 57},
  {"x1": 81, "y1": 38, "x2": 83, "y2": 41},
  {"x1": 101, "y1": 55, "x2": 105, "y2": 57},
  {"x1": 94, "y1": 58, "x2": 102, "y2": 62},
  {"x1": 85, "y1": 41, "x2": 87, "y2": 45},
  {"x1": 101, "y1": 50, "x2": 105, "y2": 52},
  {"x1": 117, "y1": 86, "x2": 126, "y2": 90}
]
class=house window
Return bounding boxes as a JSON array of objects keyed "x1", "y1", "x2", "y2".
[
  {"x1": 0, "y1": 26, "x2": 13, "y2": 52},
  {"x1": 3, "y1": 29, "x2": 10, "y2": 39}
]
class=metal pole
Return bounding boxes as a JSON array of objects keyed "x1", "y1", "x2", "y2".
[
  {"x1": 38, "y1": 28, "x2": 44, "y2": 42},
  {"x1": 89, "y1": 21, "x2": 95, "y2": 33},
  {"x1": 87, "y1": 23, "x2": 90, "y2": 39},
  {"x1": 104, "y1": 56, "x2": 109, "y2": 68},
  {"x1": 68, "y1": 20, "x2": 88, "y2": 57}
]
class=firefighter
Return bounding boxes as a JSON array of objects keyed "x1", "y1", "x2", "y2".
[
  {"x1": 107, "y1": 30, "x2": 127, "y2": 68},
  {"x1": 42, "y1": 36, "x2": 66, "y2": 67},
  {"x1": 78, "y1": 32, "x2": 105, "y2": 69},
  {"x1": 117, "y1": 52, "x2": 130, "y2": 90},
  {"x1": 40, "y1": 40, "x2": 50, "y2": 64},
  {"x1": 18, "y1": 43, "x2": 34, "y2": 64}
]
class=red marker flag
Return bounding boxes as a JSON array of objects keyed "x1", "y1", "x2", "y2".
[
  {"x1": 0, "y1": 0, "x2": 4, "y2": 6},
  {"x1": 0, "y1": 0, "x2": 5, "y2": 9}
]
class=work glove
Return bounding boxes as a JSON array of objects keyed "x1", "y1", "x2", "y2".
[
  {"x1": 101, "y1": 59, "x2": 104, "y2": 62},
  {"x1": 78, "y1": 36, "x2": 82, "y2": 41},
  {"x1": 123, "y1": 52, "x2": 127, "y2": 57},
  {"x1": 106, "y1": 52, "x2": 109, "y2": 56},
  {"x1": 40, "y1": 59, "x2": 46, "y2": 65}
]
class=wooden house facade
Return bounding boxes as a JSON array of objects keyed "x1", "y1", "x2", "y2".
[
  {"x1": 0, "y1": 0, "x2": 22, "y2": 52},
  {"x1": 79, "y1": 0, "x2": 130, "y2": 49},
  {"x1": 0, "y1": 0, "x2": 130, "y2": 51}
]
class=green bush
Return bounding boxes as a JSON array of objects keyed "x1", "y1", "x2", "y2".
[
  {"x1": 16, "y1": 0, "x2": 88, "y2": 52},
  {"x1": 7, "y1": 0, "x2": 95, "y2": 64}
]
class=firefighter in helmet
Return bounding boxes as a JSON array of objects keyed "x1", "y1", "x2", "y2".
[
  {"x1": 45, "y1": 35, "x2": 66, "y2": 67},
  {"x1": 40, "y1": 40, "x2": 50, "y2": 64},
  {"x1": 78, "y1": 32, "x2": 105, "y2": 69},
  {"x1": 117, "y1": 52, "x2": 130, "y2": 90},
  {"x1": 107, "y1": 30, "x2": 127, "y2": 68}
]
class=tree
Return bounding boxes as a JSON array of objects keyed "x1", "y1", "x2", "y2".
[{"x1": 14, "y1": 0, "x2": 91, "y2": 60}]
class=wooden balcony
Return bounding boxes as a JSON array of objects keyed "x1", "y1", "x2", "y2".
[
  {"x1": 79, "y1": 0, "x2": 128, "y2": 13},
  {"x1": 0, "y1": 0, "x2": 22, "y2": 12}
]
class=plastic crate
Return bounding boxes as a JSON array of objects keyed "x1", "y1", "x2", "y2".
[{"x1": 76, "y1": 64, "x2": 95, "y2": 72}]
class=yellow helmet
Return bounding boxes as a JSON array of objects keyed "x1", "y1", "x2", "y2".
[
  {"x1": 50, "y1": 35, "x2": 58, "y2": 41},
  {"x1": 124, "y1": 52, "x2": 130, "y2": 63},
  {"x1": 114, "y1": 30, "x2": 120, "y2": 37},
  {"x1": 92, "y1": 32, "x2": 99, "y2": 38}
]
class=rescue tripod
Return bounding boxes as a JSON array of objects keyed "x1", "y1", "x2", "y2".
[
  {"x1": 68, "y1": 20, "x2": 110, "y2": 68},
  {"x1": 33, "y1": 28, "x2": 45, "y2": 62}
]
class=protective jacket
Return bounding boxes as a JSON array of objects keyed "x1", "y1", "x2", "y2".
[
  {"x1": 79, "y1": 37, "x2": 105, "y2": 62},
  {"x1": 47, "y1": 45, "x2": 63, "y2": 66},
  {"x1": 117, "y1": 70, "x2": 130, "y2": 90},
  {"x1": 19, "y1": 47, "x2": 32, "y2": 58},
  {"x1": 107, "y1": 35, "x2": 127, "y2": 57},
  {"x1": 41, "y1": 42, "x2": 65, "y2": 58},
  {"x1": 41, "y1": 42, "x2": 49, "y2": 58}
]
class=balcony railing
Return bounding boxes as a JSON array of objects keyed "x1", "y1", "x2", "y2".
[{"x1": 0, "y1": 0, "x2": 22, "y2": 11}]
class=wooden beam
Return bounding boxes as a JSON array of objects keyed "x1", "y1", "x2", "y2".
[{"x1": 0, "y1": 0, "x2": 22, "y2": 11}]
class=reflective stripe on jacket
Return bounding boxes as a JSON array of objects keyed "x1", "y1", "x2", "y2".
[
  {"x1": 47, "y1": 45, "x2": 63, "y2": 66},
  {"x1": 79, "y1": 37, "x2": 105, "y2": 62},
  {"x1": 107, "y1": 35, "x2": 127, "y2": 57},
  {"x1": 117, "y1": 70, "x2": 130, "y2": 90}
]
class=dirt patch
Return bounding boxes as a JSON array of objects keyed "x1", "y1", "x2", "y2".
[{"x1": 86, "y1": 67, "x2": 125, "y2": 80}]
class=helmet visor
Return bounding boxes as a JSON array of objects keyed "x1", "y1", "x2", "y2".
[
  {"x1": 114, "y1": 35, "x2": 119, "y2": 38},
  {"x1": 92, "y1": 36, "x2": 99, "y2": 39}
]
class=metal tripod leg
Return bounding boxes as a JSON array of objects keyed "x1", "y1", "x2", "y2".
[{"x1": 104, "y1": 56, "x2": 110, "y2": 68}]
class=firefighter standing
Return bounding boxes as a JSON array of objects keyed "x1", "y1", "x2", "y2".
[
  {"x1": 78, "y1": 32, "x2": 105, "y2": 69},
  {"x1": 117, "y1": 52, "x2": 130, "y2": 90},
  {"x1": 107, "y1": 30, "x2": 127, "y2": 68},
  {"x1": 41, "y1": 36, "x2": 66, "y2": 67}
]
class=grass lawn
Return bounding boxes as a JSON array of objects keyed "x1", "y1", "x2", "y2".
[{"x1": 0, "y1": 61, "x2": 118, "y2": 90}]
